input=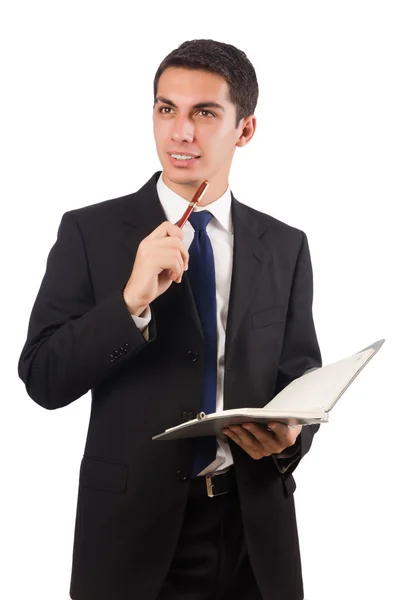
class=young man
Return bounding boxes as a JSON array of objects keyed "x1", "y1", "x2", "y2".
[{"x1": 18, "y1": 40, "x2": 322, "y2": 600}]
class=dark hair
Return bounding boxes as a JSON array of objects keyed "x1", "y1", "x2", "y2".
[{"x1": 153, "y1": 39, "x2": 259, "y2": 127}]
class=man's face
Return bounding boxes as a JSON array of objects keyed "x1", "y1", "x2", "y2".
[{"x1": 153, "y1": 67, "x2": 252, "y2": 198}]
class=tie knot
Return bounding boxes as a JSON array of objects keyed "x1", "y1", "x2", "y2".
[{"x1": 189, "y1": 210, "x2": 213, "y2": 232}]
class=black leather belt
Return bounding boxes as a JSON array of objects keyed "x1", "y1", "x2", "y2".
[{"x1": 189, "y1": 468, "x2": 236, "y2": 498}]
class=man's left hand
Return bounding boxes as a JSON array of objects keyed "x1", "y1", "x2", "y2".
[{"x1": 222, "y1": 422, "x2": 302, "y2": 460}]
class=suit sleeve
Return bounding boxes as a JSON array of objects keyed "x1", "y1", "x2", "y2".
[
  {"x1": 18, "y1": 211, "x2": 156, "y2": 410},
  {"x1": 272, "y1": 231, "x2": 322, "y2": 479}
]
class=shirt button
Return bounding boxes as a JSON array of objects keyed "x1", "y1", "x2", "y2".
[
  {"x1": 176, "y1": 470, "x2": 189, "y2": 481},
  {"x1": 187, "y1": 350, "x2": 199, "y2": 362}
]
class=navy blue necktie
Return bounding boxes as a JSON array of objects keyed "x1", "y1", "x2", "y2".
[{"x1": 187, "y1": 211, "x2": 218, "y2": 477}]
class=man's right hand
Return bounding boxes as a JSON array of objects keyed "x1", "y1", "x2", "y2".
[{"x1": 123, "y1": 221, "x2": 189, "y2": 316}]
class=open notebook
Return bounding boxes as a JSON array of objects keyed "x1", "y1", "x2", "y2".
[{"x1": 153, "y1": 339, "x2": 385, "y2": 441}]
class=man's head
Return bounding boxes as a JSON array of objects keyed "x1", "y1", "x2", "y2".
[{"x1": 153, "y1": 39, "x2": 259, "y2": 203}]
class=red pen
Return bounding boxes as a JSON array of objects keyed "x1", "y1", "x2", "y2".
[{"x1": 176, "y1": 180, "x2": 209, "y2": 228}]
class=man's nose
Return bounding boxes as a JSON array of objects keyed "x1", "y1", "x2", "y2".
[{"x1": 171, "y1": 116, "x2": 194, "y2": 144}]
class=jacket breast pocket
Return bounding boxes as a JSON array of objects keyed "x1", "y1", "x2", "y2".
[
  {"x1": 251, "y1": 304, "x2": 287, "y2": 329},
  {"x1": 80, "y1": 456, "x2": 129, "y2": 493}
]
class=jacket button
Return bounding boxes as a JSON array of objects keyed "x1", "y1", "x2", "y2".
[
  {"x1": 187, "y1": 350, "x2": 199, "y2": 362},
  {"x1": 110, "y1": 354, "x2": 115, "y2": 363},
  {"x1": 123, "y1": 343, "x2": 130, "y2": 351},
  {"x1": 181, "y1": 411, "x2": 194, "y2": 422},
  {"x1": 176, "y1": 470, "x2": 189, "y2": 481}
]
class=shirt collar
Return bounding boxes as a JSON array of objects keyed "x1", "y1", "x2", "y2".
[{"x1": 156, "y1": 172, "x2": 233, "y2": 234}]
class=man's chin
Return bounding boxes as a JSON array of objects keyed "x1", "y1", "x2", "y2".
[{"x1": 162, "y1": 168, "x2": 203, "y2": 188}]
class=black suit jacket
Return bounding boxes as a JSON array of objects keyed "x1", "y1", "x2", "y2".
[{"x1": 18, "y1": 172, "x2": 322, "y2": 600}]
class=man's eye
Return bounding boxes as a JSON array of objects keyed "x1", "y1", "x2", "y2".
[
  {"x1": 198, "y1": 110, "x2": 214, "y2": 118},
  {"x1": 159, "y1": 106, "x2": 174, "y2": 114}
]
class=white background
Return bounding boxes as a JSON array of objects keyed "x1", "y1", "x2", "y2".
[{"x1": 1, "y1": 1, "x2": 396, "y2": 599}]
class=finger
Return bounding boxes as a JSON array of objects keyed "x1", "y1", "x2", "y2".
[
  {"x1": 151, "y1": 237, "x2": 189, "y2": 270},
  {"x1": 229, "y1": 426, "x2": 273, "y2": 456},
  {"x1": 224, "y1": 428, "x2": 266, "y2": 460},
  {"x1": 242, "y1": 423, "x2": 274, "y2": 441},
  {"x1": 147, "y1": 221, "x2": 184, "y2": 241},
  {"x1": 224, "y1": 428, "x2": 255, "y2": 453},
  {"x1": 163, "y1": 255, "x2": 184, "y2": 282},
  {"x1": 267, "y1": 421, "x2": 300, "y2": 446},
  {"x1": 164, "y1": 245, "x2": 188, "y2": 278},
  {"x1": 175, "y1": 255, "x2": 185, "y2": 282},
  {"x1": 241, "y1": 423, "x2": 278, "y2": 444},
  {"x1": 267, "y1": 421, "x2": 289, "y2": 435},
  {"x1": 178, "y1": 241, "x2": 189, "y2": 270},
  {"x1": 240, "y1": 423, "x2": 285, "y2": 454},
  {"x1": 151, "y1": 248, "x2": 184, "y2": 278},
  {"x1": 229, "y1": 425, "x2": 261, "y2": 448}
]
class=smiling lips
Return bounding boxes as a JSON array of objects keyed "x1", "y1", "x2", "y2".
[
  {"x1": 168, "y1": 152, "x2": 201, "y2": 167},
  {"x1": 169, "y1": 151, "x2": 200, "y2": 158}
]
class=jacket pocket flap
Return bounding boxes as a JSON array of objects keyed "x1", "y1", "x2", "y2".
[
  {"x1": 251, "y1": 305, "x2": 287, "y2": 329},
  {"x1": 80, "y1": 456, "x2": 128, "y2": 493}
]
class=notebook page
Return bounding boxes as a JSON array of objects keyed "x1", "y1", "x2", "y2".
[{"x1": 265, "y1": 348, "x2": 374, "y2": 412}]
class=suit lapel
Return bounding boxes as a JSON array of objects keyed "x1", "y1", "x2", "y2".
[
  {"x1": 224, "y1": 196, "x2": 271, "y2": 367},
  {"x1": 121, "y1": 172, "x2": 167, "y2": 256}
]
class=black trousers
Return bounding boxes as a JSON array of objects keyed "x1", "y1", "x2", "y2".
[{"x1": 157, "y1": 472, "x2": 263, "y2": 600}]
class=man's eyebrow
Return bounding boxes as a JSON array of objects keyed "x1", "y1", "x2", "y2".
[{"x1": 155, "y1": 96, "x2": 225, "y2": 112}]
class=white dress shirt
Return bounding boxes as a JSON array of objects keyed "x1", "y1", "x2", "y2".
[{"x1": 132, "y1": 173, "x2": 234, "y2": 475}]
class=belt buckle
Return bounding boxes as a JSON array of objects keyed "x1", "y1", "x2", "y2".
[{"x1": 205, "y1": 474, "x2": 228, "y2": 498}]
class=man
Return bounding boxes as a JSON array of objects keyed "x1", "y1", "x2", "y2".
[{"x1": 18, "y1": 39, "x2": 322, "y2": 600}]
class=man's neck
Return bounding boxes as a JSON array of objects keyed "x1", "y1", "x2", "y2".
[{"x1": 161, "y1": 174, "x2": 229, "y2": 206}]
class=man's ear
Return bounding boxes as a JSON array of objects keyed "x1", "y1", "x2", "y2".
[{"x1": 236, "y1": 115, "x2": 256, "y2": 148}]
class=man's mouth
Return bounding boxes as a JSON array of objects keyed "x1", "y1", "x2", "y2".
[
  {"x1": 167, "y1": 153, "x2": 201, "y2": 168},
  {"x1": 170, "y1": 153, "x2": 200, "y2": 161}
]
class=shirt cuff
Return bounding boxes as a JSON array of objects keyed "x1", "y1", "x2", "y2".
[
  {"x1": 130, "y1": 305, "x2": 151, "y2": 329},
  {"x1": 131, "y1": 306, "x2": 151, "y2": 341}
]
